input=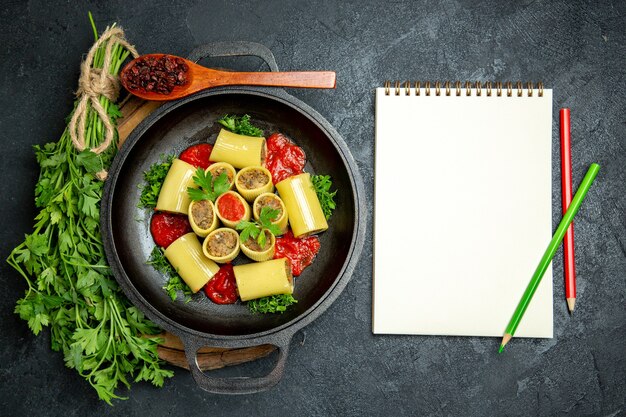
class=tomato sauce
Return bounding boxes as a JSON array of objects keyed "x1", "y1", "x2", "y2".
[
  {"x1": 179, "y1": 144, "x2": 214, "y2": 169},
  {"x1": 204, "y1": 263, "x2": 237, "y2": 304},
  {"x1": 265, "y1": 133, "x2": 306, "y2": 184},
  {"x1": 217, "y1": 193, "x2": 245, "y2": 221},
  {"x1": 150, "y1": 212, "x2": 192, "y2": 248},
  {"x1": 274, "y1": 230, "x2": 321, "y2": 276}
]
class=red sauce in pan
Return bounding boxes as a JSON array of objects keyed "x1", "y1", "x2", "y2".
[
  {"x1": 265, "y1": 133, "x2": 306, "y2": 184},
  {"x1": 204, "y1": 263, "x2": 237, "y2": 304},
  {"x1": 150, "y1": 212, "x2": 192, "y2": 248},
  {"x1": 274, "y1": 230, "x2": 321, "y2": 276},
  {"x1": 179, "y1": 143, "x2": 214, "y2": 169},
  {"x1": 217, "y1": 193, "x2": 245, "y2": 221}
]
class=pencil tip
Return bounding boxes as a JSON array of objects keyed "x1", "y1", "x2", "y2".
[
  {"x1": 567, "y1": 298, "x2": 576, "y2": 313},
  {"x1": 499, "y1": 333, "x2": 512, "y2": 353}
]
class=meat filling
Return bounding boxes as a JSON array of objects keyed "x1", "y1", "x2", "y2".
[
  {"x1": 244, "y1": 230, "x2": 272, "y2": 252},
  {"x1": 191, "y1": 200, "x2": 214, "y2": 230},
  {"x1": 238, "y1": 169, "x2": 269, "y2": 190},
  {"x1": 206, "y1": 230, "x2": 238, "y2": 257},
  {"x1": 256, "y1": 195, "x2": 283, "y2": 218},
  {"x1": 210, "y1": 166, "x2": 234, "y2": 182}
]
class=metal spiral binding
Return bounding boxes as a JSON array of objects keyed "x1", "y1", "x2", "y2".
[{"x1": 384, "y1": 81, "x2": 544, "y2": 97}]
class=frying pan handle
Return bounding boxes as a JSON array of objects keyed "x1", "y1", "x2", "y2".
[
  {"x1": 187, "y1": 41, "x2": 280, "y2": 72},
  {"x1": 181, "y1": 333, "x2": 292, "y2": 394}
]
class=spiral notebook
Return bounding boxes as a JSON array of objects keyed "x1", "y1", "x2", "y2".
[{"x1": 373, "y1": 81, "x2": 554, "y2": 338}]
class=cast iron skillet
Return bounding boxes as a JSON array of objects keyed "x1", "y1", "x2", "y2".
[{"x1": 101, "y1": 42, "x2": 365, "y2": 394}]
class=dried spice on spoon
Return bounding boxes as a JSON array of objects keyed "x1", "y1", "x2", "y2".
[{"x1": 122, "y1": 54, "x2": 189, "y2": 94}]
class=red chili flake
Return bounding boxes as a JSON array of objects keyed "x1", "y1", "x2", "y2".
[
  {"x1": 150, "y1": 212, "x2": 192, "y2": 248},
  {"x1": 274, "y1": 230, "x2": 321, "y2": 276},
  {"x1": 179, "y1": 143, "x2": 214, "y2": 169},
  {"x1": 122, "y1": 55, "x2": 189, "y2": 95},
  {"x1": 264, "y1": 133, "x2": 306, "y2": 184},
  {"x1": 204, "y1": 263, "x2": 238, "y2": 304}
]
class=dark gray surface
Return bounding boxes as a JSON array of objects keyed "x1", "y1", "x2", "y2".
[{"x1": 1, "y1": 0, "x2": 624, "y2": 416}]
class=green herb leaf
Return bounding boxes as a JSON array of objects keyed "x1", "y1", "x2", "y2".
[
  {"x1": 188, "y1": 169, "x2": 229, "y2": 202},
  {"x1": 187, "y1": 187, "x2": 213, "y2": 202},
  {"x1": 248, "y1": 294, "x2": 297, "y2": 314},
  {"x1": 162, "y1": 276, "x2": 193, "y2": 302},
  {"x1": 138, "y1": 154, "x2": 175, "y2": 209},
  {"x1": 258, "y1": 206, "x2": 279, "y2": 227},
  {"x1": 266, "y1": 223, "x2": 281, "y2": 236},
  {"x1": 311, "y1": 174, "x2": 337, "y2": 220},
  {"x1": 76, "y1": 150, "x2": 103, "y2": 173},
  {"x1": 191, "y1": 167, "x2": 212, "y2": 189},
  {"x1": 212, "y1": 171, "x2": 230, "y2": 196},
  {"x1": 217, "y1": 114, "x2": 264, "y2": 137},
  {"x1": 236, "y1": 220, "x2": 257, "y2": 243},
  {"x1": 236, "y1": 206, "x2": 280, "y2": 247},
  {"x1": 257, "y1": 229, "x2": 267, "y2": 248}
]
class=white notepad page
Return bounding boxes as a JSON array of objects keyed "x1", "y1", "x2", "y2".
[{"x1": 373, "y1": 86, "x2": 553, "y2": 337}]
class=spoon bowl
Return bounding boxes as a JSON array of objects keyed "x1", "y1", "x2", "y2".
[{"x1": 120, "y1": 54, "x2": 336, "y2": 101}]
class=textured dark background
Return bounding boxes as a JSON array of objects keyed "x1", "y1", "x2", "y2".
[{"x1": 1, "y1": 0, "x2": 624, "y2": 416}]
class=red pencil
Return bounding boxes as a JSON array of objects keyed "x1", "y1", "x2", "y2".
[{"x1": 560, "y1": 108, "x2": 577, "y2": 313}]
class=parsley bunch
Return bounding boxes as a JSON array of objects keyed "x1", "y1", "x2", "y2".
[
  {"x1": 248, "y1": 294, "x2": 297, "y2": 314},
  {"x1": 311, "y1": 174, "x2": 337, "y2": 220},
  {"x1": 236, "y1": 206, "x2": 281, "y2": 248},
  {"x1": 7, "y1": 14, "x2": 171, "y2": 404},
  {"x1": 217, "y1": 114, "x2": 264, "y2": 137},
  {"x1": 187, "y1": 168, "x2": 230, "y2": 202}
]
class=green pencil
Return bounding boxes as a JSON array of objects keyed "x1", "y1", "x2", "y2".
[{"x1": 499, "y1": 163, "x2": 600, "y2": 353}]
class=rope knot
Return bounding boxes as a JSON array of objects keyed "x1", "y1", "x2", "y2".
[
  {"x1": 68, "y1": 26, "x2": 138, "y2": 178},
  {"x1": 77, "y1": 68, "x2": 120, "y2": 102}
]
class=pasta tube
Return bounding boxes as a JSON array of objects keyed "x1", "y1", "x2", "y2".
[
  {"x1": 215, "y1": 191, "x2": 251, "y2": 229},
  {"x1": 156, "y1": 158, "x2": 197, "y2": 215},
  {"x1": 240, "y1": 230, "x2": 276, "y2": 262},
  {"x1": 164, "y1": 233, "x2": 219, "y2": 293},
  {"x1": 207, "y1": 162, "x2": 236, "y2": 190},
  {"x1": 188, "y1": 199, "x2": 218, "y2": 238},
  {"x1": 202, "y1": 228, "x2": 240, "y2": 263},
  {"x1": 233, "y1": 258, "x2": 293, "y2": 301},
  {"x1": 253, "y1": 193, "x2": 289, "y2": 235},
  {"x1": 275, "y1": 173, "x2": 328, "y2": 237},
  {"x1": 209, "y1": 129, "x2": 266, "y2": 169},
  {"x1": 235, "y1": 166, "x2": 274, "y2": 202}
]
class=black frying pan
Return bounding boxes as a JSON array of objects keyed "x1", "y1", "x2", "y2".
[{"x1": 101, "y1": 42, "x2": 365, "y2": 394}]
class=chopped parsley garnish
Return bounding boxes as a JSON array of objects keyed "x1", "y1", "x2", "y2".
[
  {"x1": 311, "y1": 174, "x2": 337, "y2": 220},
  {"x1": 217, "y1": 114, "x2": 264, "y2": 137},
  {"x1": 147, "y1": 246, "x2": 192, "y2": 302},
  {"x1": 138, "y1": 154, "x2": 175, "y2": 209},
  {"x1": 248, "y1": 294, "x2": 297, "y2": 314}
]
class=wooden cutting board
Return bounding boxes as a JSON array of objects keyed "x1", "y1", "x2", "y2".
[{"x1": 117, "y1": 97, "x2": 275, "y2": 371}]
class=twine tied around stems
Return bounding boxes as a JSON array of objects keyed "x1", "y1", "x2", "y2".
[{"x1": 68, "y1": 26, "x2": 138, "y2": 180}]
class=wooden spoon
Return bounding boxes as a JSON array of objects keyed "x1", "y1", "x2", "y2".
[{"x1": 120, "y1": 54, "x2": 336, "y2": 101}]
